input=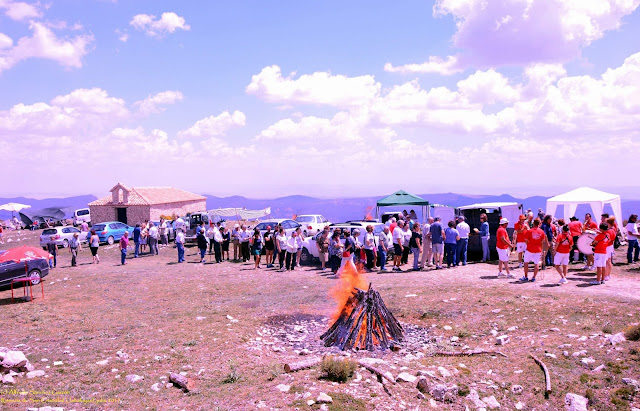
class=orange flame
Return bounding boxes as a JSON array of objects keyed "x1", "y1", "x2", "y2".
[
  {"x1": 364, "y1": 206, "x2": 374, "y2": 221},
  {"x1": 329, "y1": 259, "x2": 368, "y2": 322}
]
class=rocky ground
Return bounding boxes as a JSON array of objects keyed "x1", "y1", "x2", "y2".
[{"x1": 1, "y1": 228, "x2": 640, "y2": 410}]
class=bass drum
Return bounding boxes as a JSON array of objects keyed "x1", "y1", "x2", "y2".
[{"x1": 577, "y1": 230, "x2": 597, "y2": 255}]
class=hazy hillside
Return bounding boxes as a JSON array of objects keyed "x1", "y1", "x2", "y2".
[{"x1": 0, "y1": 195, "x2": 97, "y2": 220}]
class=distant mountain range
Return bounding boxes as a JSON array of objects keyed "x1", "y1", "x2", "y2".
[{"x1": 1, "y1": 193, "x2": 637, "y2": 224}]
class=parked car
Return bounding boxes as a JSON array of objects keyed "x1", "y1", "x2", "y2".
[
  {"x1": 90, "y1": 221, "x2": 135, "y2": 245},
  {"x1": 299, "y1": 222, "x2": 387, "y2": 265},
  {"x1": 151, "y1": 220, "x2": 175, "y2": 242},
  {"x1": 39, "y1": 226, "x2": 89, "y2": 248},
  {"x1": 72, "y1": 208, "x2": 91, "y2": 226},
  {"x1": 0, "y1": 257, "x2": 49, "y2": 287},
  {"x1": 255, "y1": 219, "x2": 302, "y2": 237},
  {"x1": 183, "y1": 212, "x2": 211, "y2": 242},
  {"x1": 295, "y1": 215, "x2": 331, "y2": 237}
]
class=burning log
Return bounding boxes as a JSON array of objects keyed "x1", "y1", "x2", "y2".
[{"x1": 321, "y1": 283, "x2": 404, "y2": 351}]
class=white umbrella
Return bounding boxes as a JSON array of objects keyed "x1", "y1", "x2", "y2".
[{"x1": 0, "y1": 202, "x2": 31, "y2": 218}]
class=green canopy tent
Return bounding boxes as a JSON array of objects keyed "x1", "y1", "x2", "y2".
[{"x1": 376, "y1": 190, "x2": 430, "y2": 222}]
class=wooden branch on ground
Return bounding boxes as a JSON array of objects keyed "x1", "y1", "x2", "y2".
[
  {"x1": 357, "y1": 360, "x2": 396, "y2": 385},
  {"x1": 529, "y1": 353, "x2": 551, "y2": 397},
  {"x1": 283, "y1": 357, "x2": 323, "y2": 373},
  {"x1": 434, "y1": 349, "x2": 508, "y2": 358}
]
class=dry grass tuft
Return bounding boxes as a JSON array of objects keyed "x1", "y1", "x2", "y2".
[
  {"x1": 624, "y1": 324, "x2": 640, "y2": 341},
  {"x1": 321, "y1": 356, "x2": 357, "y2": 383}
]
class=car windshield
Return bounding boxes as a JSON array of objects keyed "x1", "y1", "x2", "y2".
[
  {"x1": 296, "y1": 216, "x2": 314, "y2": 223},
  {"x1": 42, "y1": 229, "x2": 57, "y2": 235},
  {"x1": 256, "y1": 222, "x2": 277, "y2": 230},
  {"x1": 77, "y1": 209, "x2": 89, "y2": 216},
  {"x1": 93, "y1": 224, "x2": 106, "y2": 231}
]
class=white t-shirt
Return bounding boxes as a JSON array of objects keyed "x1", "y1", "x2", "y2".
[
  {"x1": 286, "y1": 236, "x2": 298, "y2": 253},
  {"x1": 402, "y1": 228, "x2": 412, "y2": 246},
  {"x1": 277, "y1": 234, "x2": 288, "y2": 250},
  {"x1": 378, "y1": 232, "x2": 392, "y2": 249},
  {"x1": 392, "y1": 227, "x2": 404, "y2": 245},
  {"x1": 627, "y1": 222, "x2": 639, "y2": 241},
  {"x1": 239, "y1": 230, "x2": 251, "y2": 243},
  {"x1": 149, "y1": 225, "x2": 159, "y2": 239},
  {"x1": 176, "y1": 231, "x2": 185, "y2": 244},
  {"x1": 422, "y1": 223, "x2": 431, "y2": 240},
  {"x1": 456, "y1": 222, "x2": 471, "y2": 239},
  {"x1": 364, "y1": 232, "x2": 375, "y2": 250}
]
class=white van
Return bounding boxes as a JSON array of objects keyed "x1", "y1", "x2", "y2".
[{"x1": 73, "y1": 208, "x2": 91, "y2": 226}]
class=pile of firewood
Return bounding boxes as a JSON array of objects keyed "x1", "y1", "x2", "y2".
[{"x1": 320, "y1": 284, "x2": 404, "y2": 351}]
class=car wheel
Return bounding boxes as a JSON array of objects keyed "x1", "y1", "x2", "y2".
[
  {"x1": 107, "y1": 236, "x2": 115, "y2": 245},
  {"x1": 300, "y1": 248, "x2": 311, "y2": 265},
  {"x1": 28, "y1": 269, "x2": 41, "y2": 285},
  {"x1": 62, "y1": 239, "x2": 69, "y2": 248}
]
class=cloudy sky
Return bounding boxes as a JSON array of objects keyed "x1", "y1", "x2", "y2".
[{"x1": 1, "y1": 0, "x2": 639, "y2": 199}]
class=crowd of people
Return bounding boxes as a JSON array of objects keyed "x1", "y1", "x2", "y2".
[{"x1": 17, "y1": 207, "x2": 640, "y2": 287}]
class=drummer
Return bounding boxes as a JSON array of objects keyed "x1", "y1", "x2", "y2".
[
  {"x1": 553, "y1": 225, "x2": 573, "y2": 285},
  {"x1": 590, "y1": 223, "x2": 611, "y2": 285},
  {"x1": 604, "y1": 216, "x2": 618, "y2": 282},
  {"x1": 583, "y1": 213, "x2": 598, "y2": 270},
  {"x1": 513, "y1": 214, "x2": 529, "y2": 268}
]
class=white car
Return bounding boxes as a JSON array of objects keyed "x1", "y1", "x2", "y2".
[
  {"x1": 295, "y1": 215, "x2": 331, "y2": 237},
  {"x1": 299, "y1": 222, "x2": 387, "y2": 265},
  {"x1": 39, "y1": 226, "x2": 89, "y2": 248},
  {"x1": 73, "y1": 208, "x2": 91, "y2": 226}
]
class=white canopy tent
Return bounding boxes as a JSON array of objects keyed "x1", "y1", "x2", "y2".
[
  {"x1": 208, "y1": 207, "x2": 271, "y2": 221},
  {"x1": 545, "y1": 187, "x2": 622, "y2": 223}
]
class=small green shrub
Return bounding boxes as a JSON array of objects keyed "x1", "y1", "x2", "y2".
[
  {"x1": 327, "y1": 392, "x2": 367, "y2": 411},
  {"x1": 602, "y1": 322, "x2": 613, "y2": 334},
  {"x1": 458, "y1": 383, "x2": 470, "y2": 397},
  {"x1": 585, "y1": 388, "x2": 596, "y2": 405},
  {"x1": 624, "y1": 324, "x2": 640, "y2": 341},
  {"x1": 222, "y1": 361, "x2": 242, "y2": 384},
  {"x1": 321, "y1": 356, "x2": 357, "y2": 382}
]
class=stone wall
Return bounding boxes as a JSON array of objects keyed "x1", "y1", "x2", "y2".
[{"x1": 150, "y1": 200, "x2": 207, "y2": 221}]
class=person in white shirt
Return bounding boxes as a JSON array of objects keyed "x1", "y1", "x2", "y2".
[
  {"x1": 175, "y1": 229, "x2": 185, "y2": 263},
  {"x1": 285, "y1": 231, "x2": 299, "y2": 271},
  {"x1": 239, "y1": 225, "x2": 251, "y2": 262},
  {"x1": 626, "y1": 214, "x2": 639, "y2": 264},
  {"x1": 231, "y1": 224, "x2": 241, "y2": 261},
  {"x1": 276, "y1": 228, "x2": 289, "y2": 270},
  {"x1": 421, "y1": 217, "x2": 433, "y2": 268},
  {"x1": 392, "y1": 220, "x2": 405, "y2": 271},
  {"x1": 148, "y1": 223, "x2": 159, "y2": 255},
  {"x1": 294, "y1": 227, "x2": 304, "y2": 268},
  {"x1": 363, "y1": 225, "x2": 376, "y2": 272},
  {"x1": 401, "y1": 223, "x2": 412, "y2": 266},
  {"x1": 159, "y1": 218, "x2": 168, "y2": 245},
  {"x1": 175, "y1": 217, "x2": 186, "y2": 234},
  {"x1": 378, "y1": 226, "x2": 392, "y2": 271},
  {"x1": 213, "y1": 223, "x2": 223, "y2": 263},
  {"x1": 456, "y1": 216, "x2": 471, "y2": 266},
  {"x1": 206, "y1": 224, "x2": 216, "y2": 254}
]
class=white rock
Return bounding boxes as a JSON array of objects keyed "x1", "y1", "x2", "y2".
[
  {"x1": 581, "y1": 357, "x2": 595, "y2": 365},
  {"x1": 359, "y1": 357, "x2": 385, "y2": 365},
  {"x1": 396, "y1": 372, "x2": 417, "y2": 383},
  {"x1": 565, "y1": 393, "x2": 588, "y2": 411},
  {"x1": 320, "y1": 405, "x2": 329, "y2": 411},
  {"x1": 450, "y1": 336, "x2": 459, "y2": 342},
  {"x1": 577, "y1": 336, "x2": 588, "y2": 342},
  {"x1": 438, "y1": 366, "x2": 452, "y2": 378},
  {"x1": 276, "y1": 384, "x2": 290, "y2": 392},
  {"x1": 96, "y1": 359, "x2": 109, "y2": 366},
  {"x1": 2, "y1": 374, "x2": 16, "y2": 384},
  {"x1": 608, "y1": 332, "x2": 626, "y2": 345},
  {"x1": 572, "y1": 350, "x2": 587, "y2": 357},
  {"x1": 515, "y1": 401, "x2": 524, "y2": 410},
  {"x1": 53, "y1": 361, "x2": 63, "y2": 366},
  {"x1": 490, "y1": 330, "x2": 498, "y2": 336},
  {"x1": 496, "y1": 335, "x2": 510, "y2": 345},
  {"x1": 317, "y1": 392, "x2": 333, "y2": 404},
  {"x1": 126, "y1": 374, "x2": 144, "y2": 383},
  {"x1": 482, "y1": 395, "x2": 501, "y2": 409},
  {"x1": 41, "y1": 358, "x2": 48, "y2": 362},
  {"x1": 195, "y1": 316, "x2": 207, "y2": 321},
  {"x1": 307, "y1": 400, "x2": 315, "y2": 406},
  {"x1": 563, "y1": 351, "x2": 569, "y2": 357},
  {"x1": 545, "y1": 353, "x2": 557, "y2": 359},
  {"x1": 593, "y1": 364, "x2": 605, "y2": 372},
  {"x1": 443, "y1": 325, "x2": 453, "y2": 331},
  {"x1": 511, "y1": 384, "x2": 524, "y2": 394},
  {"x1": 468, "y1": 389, "x2": 487, "y2": 408},
  {"x1": 0, "y1": 351, "x2": 28, "y2": 368},
  {"x1": 151, "y1": 383, "x2": 161, "y2": 392},
  {"x1": 26, "y1": 370, "x2": 45, "y2": 378}
]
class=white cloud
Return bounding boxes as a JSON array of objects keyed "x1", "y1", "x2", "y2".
[
  {"x1": 0, "y1": 0, "x2": 41, "y2": 21},
  {"x1": 51, "y1": 88, "x2": 128, "y2": 117},
  {"x1": 135, "y1": 90, "x2": 184, "y2": 115},
  {"x1": 0, "y1": 32, "x2": 13, "y2": 49},
  {"x1": 178, "y1": 110, "x2": 246, "y2": 138},
  {"x1": 130, "y1": 12, "x2": 191, "y2": 38},
  {"x1": 0, "y1": 22, "x2": 93, "y2": 74},
  {"x1": 246, "y1": 65, "x2": 381, "y2": 107},
  {"x1": 386, "y1": 0, "x2": 640, "y2": 74},
  {"x1": 384, "y1": 55, "x2": 463, "y2": 75},
  {"x1": 119, "y1": 33, "x2": 128, "y2": 42},
  {"x1": 456, "y1": 69, "x2": 521, "y2": 104}
]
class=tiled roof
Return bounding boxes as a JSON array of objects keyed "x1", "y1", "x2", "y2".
[{"x1": 89, "y1": 186, "x2": 206, "y2": 206}]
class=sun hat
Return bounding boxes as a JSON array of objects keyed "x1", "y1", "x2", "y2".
[{"x1": 500, "y1": 218, "x2": 509, "y2": 225}]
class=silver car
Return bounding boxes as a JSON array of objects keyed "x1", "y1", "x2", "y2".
[
  {"x1": 39, "y1": 226, "x2": 88, "y2": 248},
  {"x1": 151, "y1": 220, "x2": 176, "y2": 242}
]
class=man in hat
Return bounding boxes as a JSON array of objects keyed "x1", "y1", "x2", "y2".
[
  {"x1": 68, "y1": 232, "x2": 82, "y2": 267},
  {"x1": 513, "y1": 214, "x2": 529, "y2": 268},
  {"x1": 496, "y1": 218, "x2": 513, "y2": 278},
  {"x1": 520, "y1": 219, "x2": 548, "y2": 282}
]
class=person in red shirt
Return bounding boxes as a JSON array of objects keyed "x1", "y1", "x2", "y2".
[
  {"x1": 554, "y1": 225, "x2": 573, "y2": 284},
  {"x1": 513, "y1": 214, "x2": 529, "y2": 268},
  {"x1": 604, "y1": 216, "x2": 618, "y2": 281},
  {"x1": 582, "y1": 213, "x2": 598, "y2": 270},
  {"x1": 567, "y1": 216, "x2": 583, "y2": 264},
  {"x1": 496, "y1": 218, "x2": 513, "y2": 278},
  {"x1": 590, "y1": 223, "x2": 611, "y2": 285},
  {"x1": 520, "y1": 219, "x2": 548, "y2": 282},
  {"x1": 389, "y1": 218, "x2": 397, "y2": 234}
]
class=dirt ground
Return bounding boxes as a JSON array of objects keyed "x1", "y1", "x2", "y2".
[{"x1": 1, "y1": 228, "x2": 639, "y2": 411}]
